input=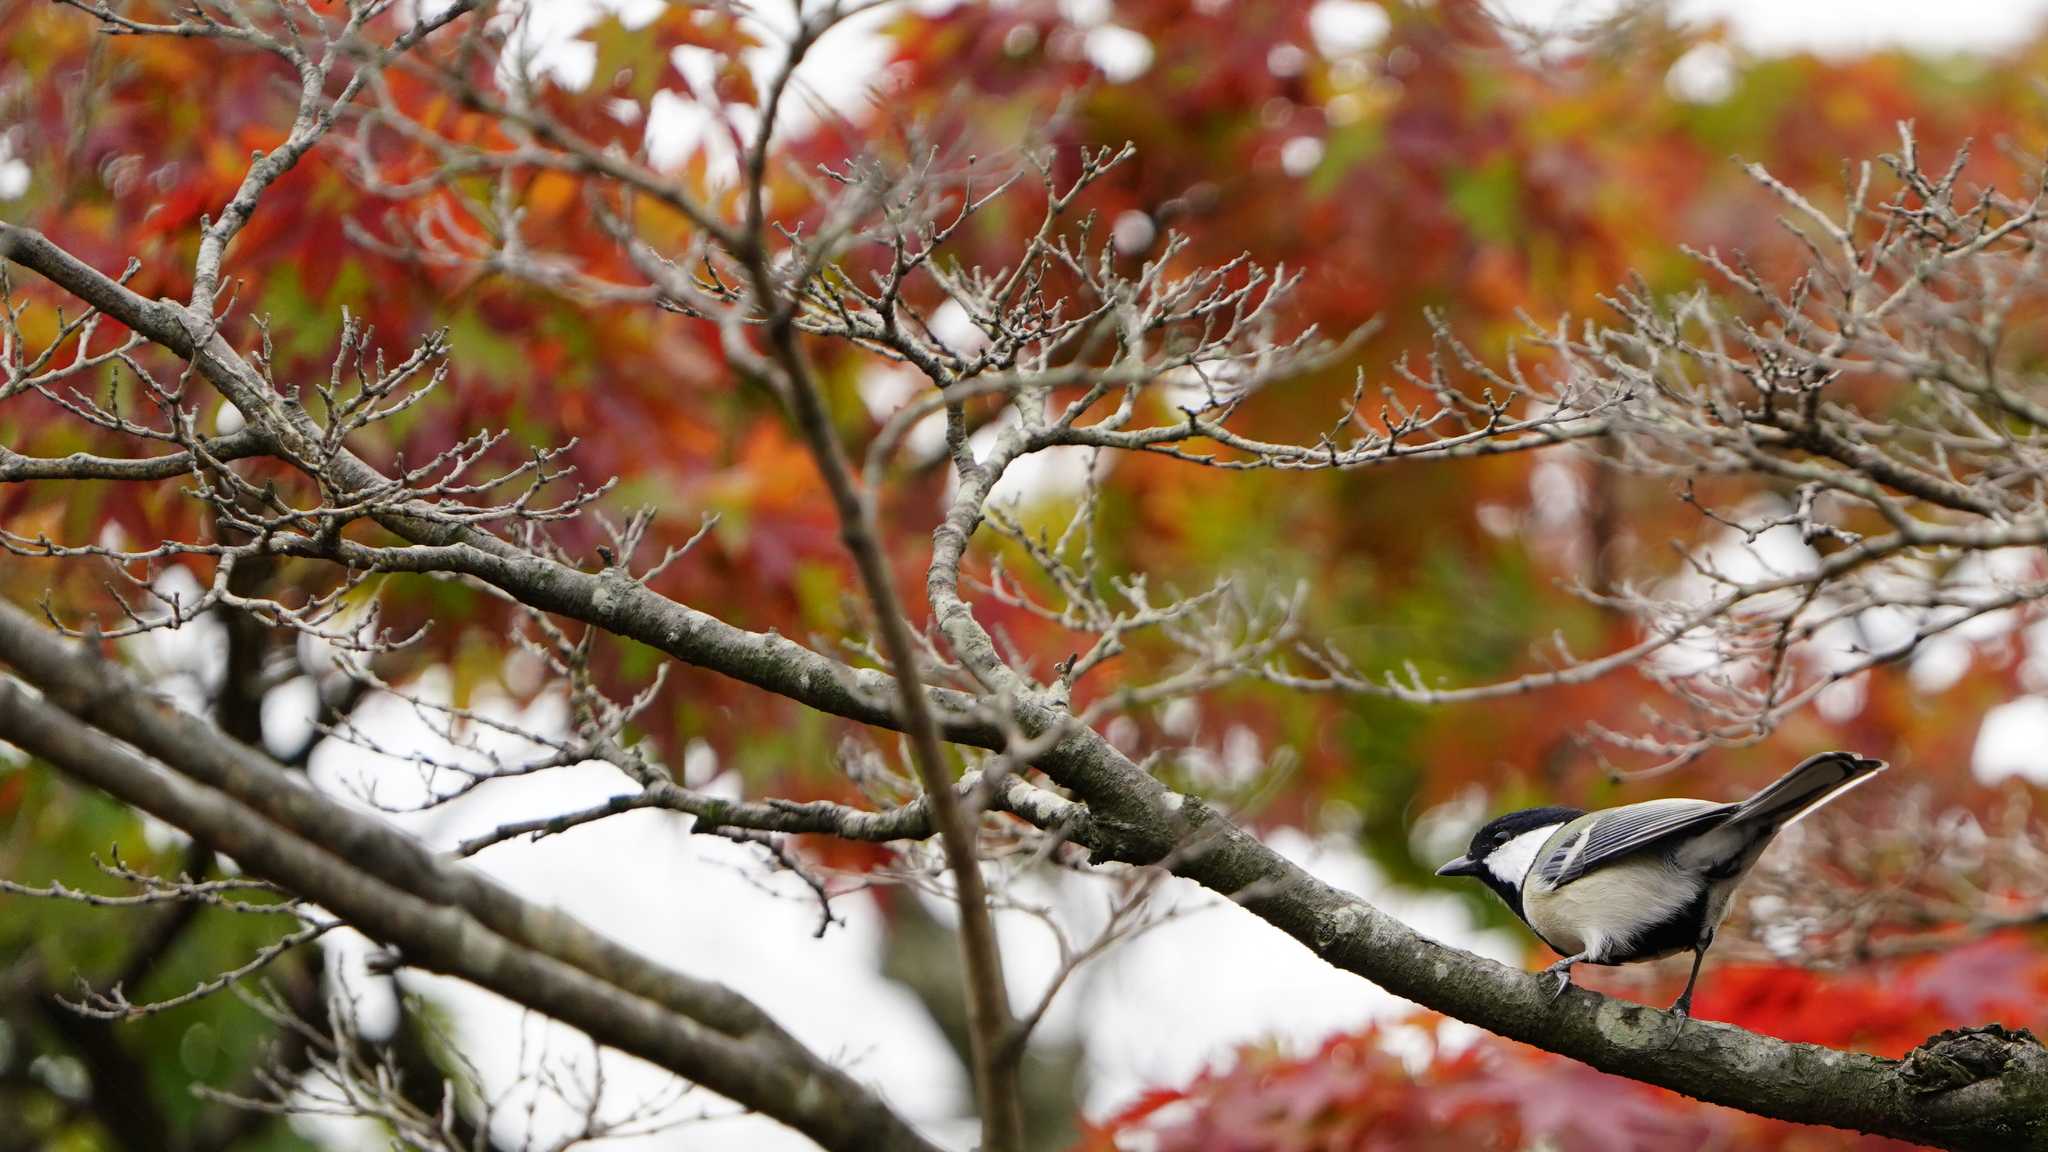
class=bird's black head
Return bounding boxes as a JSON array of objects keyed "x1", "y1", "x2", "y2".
[{"x1": 1436, "y1": 805, "x2": 1584, "y2": 915}]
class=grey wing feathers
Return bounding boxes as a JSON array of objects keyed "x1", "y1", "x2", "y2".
[{"x1": 1534, "y1": 799, "x2": 1734, "y2": 888}]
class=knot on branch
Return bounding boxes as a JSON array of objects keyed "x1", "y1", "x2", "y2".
[
  {"x1": 1077, "y1": 813, "x2": 1171, "y2": 866},
  {"x1": 1901, "y1": 1024, "x2": 2045, "y2": 1095}
]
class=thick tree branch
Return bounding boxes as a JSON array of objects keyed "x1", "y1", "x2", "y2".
[
  {"x1": 0, "y1": 610, "x2": 941, "y2": 1152},
  {"x1": 0, "y1": 431, "x2": 266, "y2": 483}
]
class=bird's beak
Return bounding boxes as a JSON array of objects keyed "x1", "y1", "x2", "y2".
[{"x1": 1435, "y1": 855, "x2": 1481, "y2": 879}]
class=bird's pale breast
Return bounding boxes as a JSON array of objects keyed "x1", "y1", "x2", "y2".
[{"x1": 1522, "y1": 853, "x2": 1703, "y2": 962}]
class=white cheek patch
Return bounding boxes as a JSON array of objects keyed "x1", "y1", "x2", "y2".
[{"x1": 1486, "y1": 825, "x2": 1561, "y2": 887}]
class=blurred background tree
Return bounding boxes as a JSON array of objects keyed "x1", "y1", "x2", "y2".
[{"x1": 4, "y1": 1, "x2": 2048, "y2": 1150}]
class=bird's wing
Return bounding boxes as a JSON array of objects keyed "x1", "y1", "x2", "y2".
[{"x1": 1533, "y1": 799, "x2": 1735, "y2": 888}]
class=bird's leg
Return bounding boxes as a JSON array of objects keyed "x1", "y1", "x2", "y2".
[
  {"x1": 1540, "y1": 952, "x2": 1589, "y2": 1003},
  {"x1": 1670, "y1": 942, "x2": 1710, "y2": 1019},
  {"x1": 1664, "y1": 942, "x2": 1711, "y2": 1048}
]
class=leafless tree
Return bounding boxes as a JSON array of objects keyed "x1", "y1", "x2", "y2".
[{"x1": 4, "y1": 3, "x2": 2048, "y2": 1151}]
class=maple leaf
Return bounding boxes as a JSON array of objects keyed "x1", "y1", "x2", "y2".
[{"x1": 580, "y1": 12, "x2": 685, "y2": 104}]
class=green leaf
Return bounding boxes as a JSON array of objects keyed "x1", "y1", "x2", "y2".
[{"x1": 1446, "y1": 155, "x2": 1521, "y2": 247}]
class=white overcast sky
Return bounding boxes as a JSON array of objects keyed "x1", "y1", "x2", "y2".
[{"x1": 1498, "y1": 0, "x2": 2048, "y2": 55}]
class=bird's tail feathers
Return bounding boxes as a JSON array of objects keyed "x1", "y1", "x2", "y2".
[{"x1": 1727, "y1": 750, "x2": 1886, "y2": 833}]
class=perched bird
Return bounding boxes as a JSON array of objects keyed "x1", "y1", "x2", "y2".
[{"x1": 1435, "y1": 750, "x2": 1886, "y2": 1018}]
